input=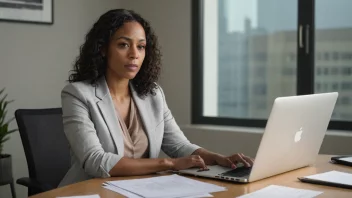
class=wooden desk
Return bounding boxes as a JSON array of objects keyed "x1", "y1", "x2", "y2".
[{"x1": 31, "y1": 155, "x2": 352, "y2": 198}]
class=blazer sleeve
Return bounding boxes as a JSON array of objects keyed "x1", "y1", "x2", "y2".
[
  {"x1": 61, "y1": 84, "x2": 121, "y2": 178},
  {"x1": 159, "y1": 86, "x2": 201, "y2": 158}
]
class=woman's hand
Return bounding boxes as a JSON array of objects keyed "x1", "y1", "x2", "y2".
[
  {"x1": 171, "y1": 155, "x2": 207, "y2": 170},
  {"x1": 215, "y1": 153, "x2": 254, "y2": 169}
]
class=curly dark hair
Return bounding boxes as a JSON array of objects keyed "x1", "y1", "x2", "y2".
[{"x1": 69, "y1": 9, "x2": 161, "y2": 97}]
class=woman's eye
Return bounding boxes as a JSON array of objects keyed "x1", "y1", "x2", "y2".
[
  {"x1": 118, "y1": 43, "x2": 129, "y2": 48},
  {"x1": 138, "y1": 45, "x2": 146, "y2": 50}
]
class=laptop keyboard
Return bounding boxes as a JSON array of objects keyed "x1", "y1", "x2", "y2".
[{"x1": 220, "y1": 167, "x2": 252, "y2": 177}]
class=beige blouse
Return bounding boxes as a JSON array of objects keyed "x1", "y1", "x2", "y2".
[{"x1": 114, "y1": 98, "x2": 149, "y2": 158}]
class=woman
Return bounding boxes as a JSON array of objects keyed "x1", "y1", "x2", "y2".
[{"x1": 59, "y1": 9, "x2": 253, "y2": 187}]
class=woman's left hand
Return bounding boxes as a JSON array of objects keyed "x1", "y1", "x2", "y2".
[{"x1": 215, "y1": 153, "x2": 254, "y2": 169}]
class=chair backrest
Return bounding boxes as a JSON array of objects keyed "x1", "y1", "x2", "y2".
[{"x1": 15, "y1": 108, "x2": 70, "y2": 193}]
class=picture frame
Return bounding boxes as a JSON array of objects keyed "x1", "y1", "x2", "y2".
[{"x1": 0, "y1": 0, "x2": 53, "y2": 25}]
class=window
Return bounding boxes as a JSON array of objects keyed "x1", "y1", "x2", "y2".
[
  {"x1": 340, "y1": 67, "x2": 352, "y2": 76},
  {"x1": 341, "y1": 82, "x2": 352, "y2": 90},
  {"x1": 315, "y1": 0, "x2": 352, "y2": 123},
  {"x1": 331, "y1": 67, "x2": 338, "y2": 75},
  {"x1": 253, "y1": 84, "x2": 267, "y2": 95},
  {"x1": 192, "y1": 0, "x2": 352, "y2": 130},
  {"x1": 324, "y1": 52, "x2": 330, "y2": 61},
  {"x1": 332, "y1": 52, "x2": 339, "y2": 61},
  {"x1": 332, "y1": 82, "x2": 339, "y2": 90}
]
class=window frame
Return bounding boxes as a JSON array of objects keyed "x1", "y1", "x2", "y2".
[{"x1": 191, "y1": 0, "x2": 352, "y2": 131}]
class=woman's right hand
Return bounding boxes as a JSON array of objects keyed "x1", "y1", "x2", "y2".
[{"x1": 171, "y1": 155, "x2": 207, "y2": 170}]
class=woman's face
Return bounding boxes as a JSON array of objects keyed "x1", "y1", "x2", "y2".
[{"x1": 105, "y1": 21, "x2": 146, "y2": 80}]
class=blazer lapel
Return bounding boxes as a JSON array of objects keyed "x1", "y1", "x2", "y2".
[
  {"x1": 130, "y1": 84, "x2": 157, "y2": 158},
  {"x1": 95, "y1": 77, "x2": 124, "y2": 155}
]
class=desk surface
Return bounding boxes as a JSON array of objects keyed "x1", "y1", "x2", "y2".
[{"x1": 31, "y1": 155, "x2": 352, "y2": 198}]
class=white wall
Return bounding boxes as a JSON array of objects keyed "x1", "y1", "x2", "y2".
[
  {"x1": 0, "y1": 1, "x2": 120, "y2": 197},
  {"x1": 121, "y1": 0, "x2": 193, "y2": 125},
  {"x1": 121, "y1": 0, "x2": 352, "y2": 158}
]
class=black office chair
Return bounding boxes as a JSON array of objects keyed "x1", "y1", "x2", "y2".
[{"x1": 15, "y1": 108, "x2": 70, "y2": 196}]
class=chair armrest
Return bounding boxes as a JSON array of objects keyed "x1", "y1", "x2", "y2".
[{"x1": 16, "y1": 177, "x2": 52, "y2": 192}]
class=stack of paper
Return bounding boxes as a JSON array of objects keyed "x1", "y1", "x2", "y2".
[
  {"x1": 302, "y1": 170, "x2": 352, "y2": 187},
  {"x1": 237, "y1": 185, "x2": 322, "y2": 198},
  {"x1": 102, "y1": 174, "x2": 226, "y2": 198}
]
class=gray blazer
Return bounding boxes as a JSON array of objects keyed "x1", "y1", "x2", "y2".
[{"x1": 59, "y1": 77, "x2": 200, "y2": 187}]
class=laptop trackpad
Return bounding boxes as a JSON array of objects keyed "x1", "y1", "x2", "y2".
[
  {"x1": 221, "y1": 167, "x2": 252, "y2": 177},
  {"x1": 179, "y1": 165, "x2": 232, "y2": 177}
]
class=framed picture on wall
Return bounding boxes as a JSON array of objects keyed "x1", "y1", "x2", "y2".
[{"x1": 0, "y1": 0, "x2": 53, "y2": 24}]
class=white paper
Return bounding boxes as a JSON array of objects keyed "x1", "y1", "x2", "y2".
[
  {"x1": 57, "y1": 195, "x2": 100, "y2": 198},
  {"x1": 106, "y1": 174, "x2": 225, "y2": 198},
  {"x1": 237, "y1": 185, "x2": 322, "y2": 198},
  {"x1": 103, "y1": 185, "x2": 143, "y2": 198},
  {"x1": 340, "y1": 157, "x2": 352, "y2": 163},
  {"x1": 305, "y1": 170, "x2": 352, "y2": 186},
  {"x1": 184, "y1": 194, "x2": 214, "y2": 198},
  {"x1": 104, "y1": 185, "x2": 213, "y2": 198}
]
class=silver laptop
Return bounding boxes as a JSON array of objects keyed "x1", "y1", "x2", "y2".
[{"x1": 178, "y1": 92, "x2": 338, "y2": 183}]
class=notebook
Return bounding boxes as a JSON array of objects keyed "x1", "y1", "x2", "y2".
[
  {"x1": 330, "y1": 156, "x2": 352, "y2": 167},
  {"x1": 298, "y1": 171, "x2": 352, "y2": 189}
]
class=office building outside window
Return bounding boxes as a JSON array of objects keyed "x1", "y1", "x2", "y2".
[{"x1": 193, "y1": 0, "x2": 352, "y2": 130}]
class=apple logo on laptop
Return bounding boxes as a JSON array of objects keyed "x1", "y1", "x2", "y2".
[{"x1": 294, "y1": 127, "x2": 303, "y2": 142}]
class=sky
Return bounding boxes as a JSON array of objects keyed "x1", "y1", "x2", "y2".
[
  {"x1": 226, "y1": 0, "x2": 258, "y2": 32},
  {"x1": 223, "y1": 0, "x2": 352, "y2": 33}
]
